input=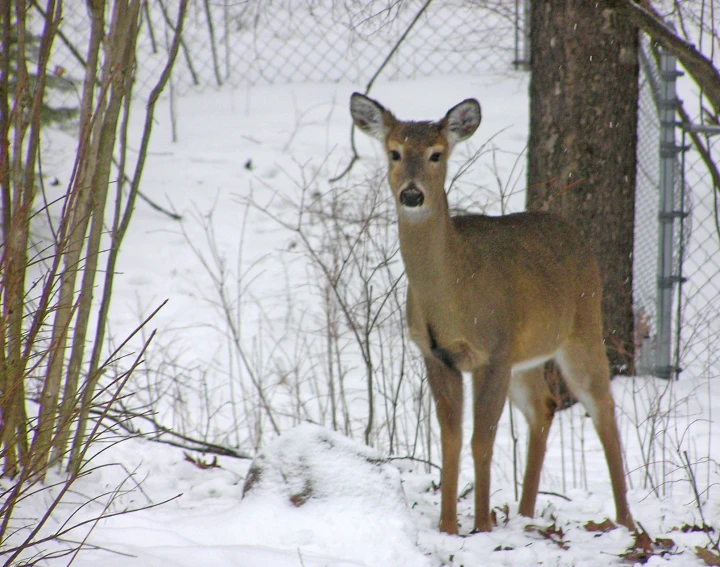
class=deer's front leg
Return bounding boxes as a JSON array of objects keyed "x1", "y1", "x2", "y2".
[
  {"x1": 426, "y1": 354, "x2": 464, "y2": 535},
  {"x1": 470, "y1": 361, "x2": 511, "y2": 532}
]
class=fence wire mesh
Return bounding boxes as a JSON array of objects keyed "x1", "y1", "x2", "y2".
[
  {"x1": 678, "y1": 136, "x2": 720, "y2": 376},
  {"x1": 48, "y1": 0, "x2": 518, "y2": 108},
  {"x1": 634, "y1": 39, "x2": 662, "y2": 374},
  {"x1": 635, "y1": 36, "x2": 719, "y2": 380}
]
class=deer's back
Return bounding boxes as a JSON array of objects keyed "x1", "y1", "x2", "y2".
[{"x1": 452, "y1": 210, "x2": 598, "y2": 285}]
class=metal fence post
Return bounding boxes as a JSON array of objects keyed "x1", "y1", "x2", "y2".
[
  {"x1": 513, "y1": 0, "x2": 531, "y2": 69},
  {"x1": 655, "y1": 47, "x2": 683, "y2": 379},
  {"x1": 523, "y1": 0, "x2": 531, "y2": 67}
]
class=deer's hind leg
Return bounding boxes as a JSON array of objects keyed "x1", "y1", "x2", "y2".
[
  {"x1": 555, "y1": 339, "x2": 634, "y2": 530},
  {"x1": 426, "y1": 354, "x2": 464, "y2": 535},
  {"x1": 508, "y1": 365, "x2": 557, "y2": 519}
]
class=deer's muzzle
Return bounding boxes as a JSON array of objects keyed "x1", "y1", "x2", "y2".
[{"x1": 399, "y1": 185, "x2": 424, "y2": 207}]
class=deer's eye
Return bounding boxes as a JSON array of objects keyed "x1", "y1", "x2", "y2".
[
  {"x1": 389, "y1": 150, "x2": 401, "y2": 161},
  {"x1": 429, "y1": 152, "x2": 442, "y2": 162}
]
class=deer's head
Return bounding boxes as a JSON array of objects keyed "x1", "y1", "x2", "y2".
[{"x1": 350, "y1": 93, "x2": 481, "y2": 223}]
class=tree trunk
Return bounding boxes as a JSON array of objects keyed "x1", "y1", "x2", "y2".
[{"x1": 527, "y1": 1, "x2": 639, "y2": 379}]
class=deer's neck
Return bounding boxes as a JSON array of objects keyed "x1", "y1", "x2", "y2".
[{"x1": 398, "y1": 208, "x2": 464, "y2": 296}]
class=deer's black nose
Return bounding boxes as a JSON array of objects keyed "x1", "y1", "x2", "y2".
[{"x1": 399, "y1": 185, "x2": 424, "y2": 207}]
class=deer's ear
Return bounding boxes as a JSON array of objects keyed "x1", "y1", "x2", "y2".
[
  {"x1": 350, "y1": 93, "x2": 395, "y2": 141},
  {"x1": 442, "y1": 99, "x2": 481, "y2": 148}
]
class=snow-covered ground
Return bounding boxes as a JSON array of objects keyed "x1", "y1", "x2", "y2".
[
  {"x1": 54, "y1": 375, "x2": 720, "y2": 567},
  {"x1": 10, "y1": 70, "x2": 720, "y2": 566}
]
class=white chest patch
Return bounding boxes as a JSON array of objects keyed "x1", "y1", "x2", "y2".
[{"x1": 398, "y1": 205, "x2": 432, "y2": 224}]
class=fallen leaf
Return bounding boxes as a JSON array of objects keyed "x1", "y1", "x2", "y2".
[
  {"x1": 678, "y1": 523, "x2": 715, "y2": 534},
  {"x1": 633, "y1": 528, "x2": 654, "y2": 554},
  {"x1": 620, "y1": 548, "x2": 652, "y2": 564},
  {"x1": 618, "y1": 525, "x2": 678, "y2": 564},
  {"x1": 525, "y1": 521, "x2": 569, "y2": 550},
  {"x1": 654, "y1": 537, "x2": 675, "y2": 550},
  {"x1": 584, "y1": 519, "x2": 617, "y2": 533},
  {"x1": 620, "y1": 525, "x2": 654, "y2": 564},
  {"x1": 696, "y1": 546, "x2": 720, "y2": 566}
]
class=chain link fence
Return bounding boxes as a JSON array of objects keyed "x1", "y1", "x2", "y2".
[
  {"x1": 634, "y1": 38, "x2": 663, "y2": 375},
  {"x1": 48, "y1": 0, "x2": 519, "y2": 108},
  {"x1": 677, "y1": 134, "x2": 720, "y2": 376},
  {"x1": 634, "y1": 35, "x2": 720, "y2": 380}
]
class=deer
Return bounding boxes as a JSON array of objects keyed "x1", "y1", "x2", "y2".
[{"x1": 349, "y1": 93, "x2": 634, "y2": 535}]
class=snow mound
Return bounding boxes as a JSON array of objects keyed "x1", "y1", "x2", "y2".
[
  {"x1": 243, "y1": 423, "x2": 402, "y2": 507},
  {"x1": 238, "y1": 423, "x2": 430, "y2": 567}
]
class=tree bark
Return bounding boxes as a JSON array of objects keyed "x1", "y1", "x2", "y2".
[{"x1": 527, "y1": 1, "x2": 639, "y2": 377}]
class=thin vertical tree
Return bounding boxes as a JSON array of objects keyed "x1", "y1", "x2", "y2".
[{"x1": 0, "y1": 0, "x2": 187, "y2": 480}]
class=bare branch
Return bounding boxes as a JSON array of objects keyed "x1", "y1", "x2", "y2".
[{"x1": 611, "y1": 0, "x2": 720, "y2": 114}]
